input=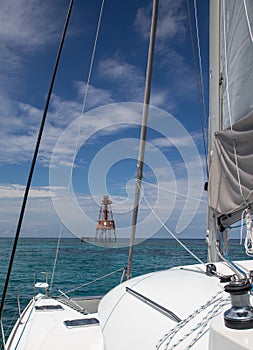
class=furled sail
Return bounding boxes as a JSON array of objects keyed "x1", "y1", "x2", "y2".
[
  {"x1": 209, "y1": 111, "x2": 253, "y2": 222},
  {"x1": 208, "y1": 0, "x2": 253, "y2": 225}
]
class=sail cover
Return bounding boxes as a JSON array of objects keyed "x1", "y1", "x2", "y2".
[
  {"x1": 208, "y1": 1, "x2": 253, "y2": 224},
  {"x1": 209, "y1": 111, "x2": 253, "y2": 219}
]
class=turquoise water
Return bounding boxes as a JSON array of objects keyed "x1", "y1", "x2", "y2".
[{"x1": 0, "y1": 238, "x2": 250, "y2": 348}]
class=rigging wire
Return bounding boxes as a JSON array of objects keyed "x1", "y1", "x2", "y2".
[
  {"x1": 50, "y1": 0, "x2": 105, "y2": 290},
  {"x1": 140, "y1": 184, "x2": 205, "y2": 266},
  {"x1": 193, "y1": 0, "x2": 208, "y2": 146},
  {"x1": 221, "y1": 0, "x2": 232, "y2": 130},
  {"x1": 186, "y1": 0, "x2": 209, "y2": 179},
  {"x1": 142, "y1": 180, "x2": 207, "y2": 204},
  {"x1": 243, "y1": 0, "x2": 253, "y2": 42},
  {"x1": 0, "y1": 0, "x2": 74, "y2": 322},
  {"x1": 61, "y1": 266, "x2": 124, "y2": 295}
]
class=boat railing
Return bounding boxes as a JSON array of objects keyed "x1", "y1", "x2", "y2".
[
  {"x1": 58, "y1": 266, "x2": 127, "y2": 297},
  {"x1": 33, "y1": 272, "x2": 49, "y2": 297},
  {"x1": 15, "y1": 289, "x2": 21, "y2": 320},
  {"x1": 1, "y1": 319, "x2": 6, "y2": 350},
  {"x1": 2, "y1": 298, "x2": 34, "y2": 350},
  {"x1": 0, "y1": 296, "x2": 21, "y2": 350},
  {"x1": 0, "y1": 276, "x2": 36, "y2": 350},
  {"x1": 52, "y1": 266, "x2": 127, "y2": 314}
]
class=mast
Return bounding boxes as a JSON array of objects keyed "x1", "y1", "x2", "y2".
[
  {"x1": 127, "y1": 0, "x2": 159, "y2": 279},
  {"x1": 206, "y1": 0, "x2": 221, "y2": 262}
]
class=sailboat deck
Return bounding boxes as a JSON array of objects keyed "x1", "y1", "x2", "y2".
[
  {"x1": 6, "y1": 295, "x2": 104, "y2": 350},
  {"x1": 56, "y1": 296, "x2": 103, "y2": 314}
]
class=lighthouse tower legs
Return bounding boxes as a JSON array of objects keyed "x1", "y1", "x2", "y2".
[{"x1": 96, "y1": 195, "x2": 116, "y2": 243}]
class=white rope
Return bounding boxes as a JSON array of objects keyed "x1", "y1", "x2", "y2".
[
  {"x1": 222, "y1": 0, "x2": 233, "y2": 130},
  {"x1": 142, "y1": 180, "x2": 207, "y2": 204},
  {"x1": 50, "y1": 0, "x2": 105, "y2": 290},
  {"x1": 68, "y1": 0, "x2": 105, "y2": 178},
  {"x1": 153, "y1": 213, "x2": 204, "y2": 266},
  {"x1": 193, "y1": 0, "x2": 208, "y2": 130},
  {"x1": 63, "y1": 267, "x2": 125, "y2": 294},
  {"x1": 239, "y1": 207, "x2": 253, "y2": 258},
  {"x1": 0, "y1": 319, "x2": 6, "y2": 350},
  {"x1": 156, "y1": 290, "x2": 229, "y2": 350},
  {"x1": 81, "y1": 0, "x2": 105, "y2": 118},
  {"x1": 140, "y1": 184, "x2": 205, "y2": 266},
  {"x1": 50, "y1": 224, "x2": 64, "y2": 291},
  {"x1": 243, "y1": 0, "x2": 253, "y2": 42},
  {"x1": 240, "y1": 209, "x2": 247, "y2": 244},
  {"x1": 244, "y1": 209, "x2": 253, "y2": 256}
]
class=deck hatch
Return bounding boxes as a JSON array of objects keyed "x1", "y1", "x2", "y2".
[
  {"x1": 64, "y1": 318, "x2": 99, "y2": 328},
  {"x1": 35, "y1": 304, "x2": 63, "y2": 311}
]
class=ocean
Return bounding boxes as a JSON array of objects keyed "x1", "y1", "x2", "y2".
[{"x1": 0, "y1": 237, "x2": 250, "y2": 348}]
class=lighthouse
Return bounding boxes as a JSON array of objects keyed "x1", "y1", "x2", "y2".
[{"x1": 96, "y1": 195, "x2": 116, "y2": 242}]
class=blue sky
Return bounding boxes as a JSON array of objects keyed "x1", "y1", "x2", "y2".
[{"x1": 0, "y1": 0, "x2": 211, "y2": 240}]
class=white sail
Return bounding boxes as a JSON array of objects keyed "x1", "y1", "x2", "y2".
[
  {"x1": 222, "y1": 1, "x2": 253, "y2": 129},
  {"x1": 208, "y1": 0, "x2": 253, "y2": 225}
]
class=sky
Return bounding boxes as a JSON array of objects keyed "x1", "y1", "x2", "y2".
[{"x1": 0, "y1": 0, "x2": 212, "y2": 241}]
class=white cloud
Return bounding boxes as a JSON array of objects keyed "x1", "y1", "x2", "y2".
[
  {"x1": 0, "y1": 158, "x2": 207, "y2": 238},
  {"x1": 152, "y1": 131, "x2": 204, "y2": 149},
  {"x1": 156, "y1": 1, "x2": 186, "y2": 41},
  {"x1": 0, "y1": 184, "x2": 52, "y2": 198},
  {"x1": 97, "y1": 55, "x2": 145, "y2": 101},
  {"x1": 133, "y1": 0, "x2": 197, "y2": 107},
  {"x1": 0, "y1": 1, "x2": 76, "y2": 165},
  {"x1": 0, "y1": 1, "x2": 65, "y2": 51},
  {"x1": 74, "y1": 82, "x2": 114, "y2": 109},
  {"x1": 0, "y1": 1, "x2": 209, "y2": 240},
  {"x1": 134, "y1": 0, "x2": 186, "y2": 41},
  {"x1": 0, "y1": 0, "x2": 201, "y2": 168},
  {"x1": 0, "y1": 87, "x2": 110, "y2": 165},
  {"x1": 0, "y1": 0, "x2": 66, "y2": 93}
]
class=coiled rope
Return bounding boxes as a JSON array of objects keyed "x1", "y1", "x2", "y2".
[
  {"x1": 156, "y1": 290, "x2": 230, "y2": 350},
  {"x1": 241, "y1": 208, "x2": 253, "y2": 257}
]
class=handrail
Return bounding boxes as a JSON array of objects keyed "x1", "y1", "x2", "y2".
[
  {"x1": 3, "y1": 299, "x2": 34, "y2": 350},
  {"x1": 126, "y1": 287, "x2": 181, "y2": 323}
]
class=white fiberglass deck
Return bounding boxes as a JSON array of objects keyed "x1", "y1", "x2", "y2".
[
  {"x1": 5, "y1": 260, "x2": 253, "y2": 350},
  {"x1": 98, "y1": 260, "x2": 253, "y2": 350},
  {"x1": 6, "y1": 295, "x2": 103, "y2": 350}
]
